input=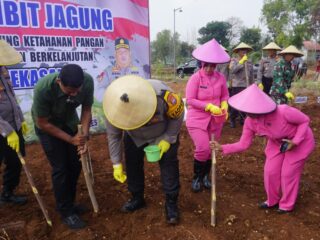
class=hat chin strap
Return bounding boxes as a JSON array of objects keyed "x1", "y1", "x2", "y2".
[{"x1": 120, "y1": 93, "x2": 129, "y2": 103}]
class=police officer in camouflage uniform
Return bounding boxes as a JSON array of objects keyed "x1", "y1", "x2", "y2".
[
  {"x1": 0, "y1": 40, "x2": 28, "y2": 205},
  {"x1": 270, "y1": 45, "x2": 304, "y2": 104},
  {"x1": 229, "y1": 42, "x2": 254, "y2": 128},
  {"x1": 257, "y1": 42, "x2": 282, "y2": 95},
  {"x1": 103, "y1": 75, "x2": 184, "y2": 225},
  {"x1": 95, "y1": 38, "x2": 145, "y2": 102}
]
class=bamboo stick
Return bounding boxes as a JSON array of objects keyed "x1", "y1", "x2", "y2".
[
  {"x1": 17, "y1": 153, "x2": 52, "y2": 227},
  {"x1": 211, "y1": 134, "x2": 216, "y2": 227},
  {"x1": 77, "y1": 125, "x2": 99, "y2": 213},
  {"x1": 244, "y1": 61, "x2": 249, "y2": 87},
  {"x1": 86, "y1": 148, "x2": 94, "y2": 184}
]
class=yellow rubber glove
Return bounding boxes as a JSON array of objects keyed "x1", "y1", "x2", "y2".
[
  {"x1": 112, "y1": 164, "x2": 127, "y2": 183},
  {"x1": 220, "y1": 101, "x2": 229, "y2": 120},
  {"x1": 21, "y1": 121, "x2": 29, "y2": 135},
  {"x1": 239, "y1": 55, "x2": 248, "y2": 64},
  {"x1": 220, "y1": 101, "x2": 228, "y2": 111},
  {"x1": 158, "y1": 140, "x2": 170, "y2": 158},
  {"x1": 285, "y1": 92, "x2": 295, "y2": 101},
  {"x1": 7, "y1": 131, "x2": 20, "y2": 152},
  {"x1": 258, "y1": 83, "x2": 264, "y2": 90},
  {"x1": 225, "y1": 111, "x2": 229, "y2": 120},
  {"x1": 205, "y1": 103, "x2": 222, "y2": 115}
]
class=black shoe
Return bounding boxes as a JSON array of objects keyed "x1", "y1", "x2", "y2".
[
  {"x1": 62, "y1": 214, "x2": 86, "y2": 229},
  {"x1": 191, "y1": 177, "x2": 202, "y2": 192},
  {"x1": 230, "y1": 120, "x2": 236, "y2": 128},
  {"x1": 202, "y1": 175, "x2": 211, "y2": 189},
  {"x1": 121, "y1": 198, "x2": 146, "y2": 213},
  {"x1": 73, "y1": 204, "x2": 88, "y2": 215},
  {"x1": 277, "y1": 208, "x2": 292, "y2": 214},
  {"x1": 0, "y1": 192, "x2": 27, "y2": 205},
  {"x1": 165, "y1": 194, "x2": 179, "y2": 225},
  {"x1": 258, "y1": 202, "x2": 278, "y2": 209}
]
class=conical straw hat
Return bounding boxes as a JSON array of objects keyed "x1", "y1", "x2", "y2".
[
  {"x1": 262, "y1": 42, "x2": 281, "y2": 51},
  {"x1": 0, "y1": 40, "x2": 22, "y2": 66},
  {"x1": 228, "y1": 84, "x2": 277, "y2": 114},
  {"x1": 279, "y1": 45, "x2": 303, "y2": 57},
  {"x1": 233, "y1": 42, "x2": 253, "y2": 53},
  {"x1": 103, "y1": 75, "x2": 157, "y2": 130},
  {"x1": 192, "y1": 38, "x2": 230, "y2": 63}
]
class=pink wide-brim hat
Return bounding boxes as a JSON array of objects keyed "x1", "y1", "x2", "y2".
[
  {"x1": 228, "y1": 84, "x2": 277, "y2": 114},
  {"x1": 192, "y1": 38, "x2": 230, "y2": 64}
]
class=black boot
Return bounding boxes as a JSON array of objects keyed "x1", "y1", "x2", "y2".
[
  {"x1": 165, "y1": 193, "x2": 179, "y2": 225},
  {"x1": 0, "y1": 191, "x2": 27, "y2": 205},
  {"x1": 121, "y1": 192, "x2": 146, "y2": 213},
  {"x1": 191, "y1": 160, "x2": 204, "y2": 192},
  {"x1": 202, "y1": 160, "x2": 212, "y2": 189},
  {"x1": 62, "y1": 214, "x2": 87, "y2": 229}
]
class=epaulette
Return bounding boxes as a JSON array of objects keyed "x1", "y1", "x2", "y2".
[{"x1": 160, "y1": 90, "x2": 184, "y2": 119}]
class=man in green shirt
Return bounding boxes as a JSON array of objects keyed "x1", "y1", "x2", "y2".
[{"x1": 32, "y1": 64, "x2": 94, "y2": 229}]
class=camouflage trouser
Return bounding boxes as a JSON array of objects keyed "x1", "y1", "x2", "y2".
[{"x1": 270, "y1": 93, "x2": 287, "y2": 105}]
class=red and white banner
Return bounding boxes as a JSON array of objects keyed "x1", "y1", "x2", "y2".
[{"x1": 0, "y1": 0, "x2": 150, "y2": 141}]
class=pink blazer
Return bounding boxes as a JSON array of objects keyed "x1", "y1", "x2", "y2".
[
  {"x1": 186, "y1": 69, "x2": 229, "y2": 130},
  {"x1": 222, "y1": 105, "x2": 315, "y2": 162}
]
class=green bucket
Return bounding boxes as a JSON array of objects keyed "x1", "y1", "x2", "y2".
[{"x1": 144, "y1": 145, "x2": 161, "y2": 163}]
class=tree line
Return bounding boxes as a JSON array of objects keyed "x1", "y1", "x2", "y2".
[{"x1": 151, "y1": 0, "x2": 320, "y2": 66}]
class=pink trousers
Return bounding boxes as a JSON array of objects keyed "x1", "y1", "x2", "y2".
[
  {"x1": 187, "y1": 122, "x2": 223, "y2": 161},
  {"x1": 264, "y1": 139, "x2": 313, "y2": 211}
]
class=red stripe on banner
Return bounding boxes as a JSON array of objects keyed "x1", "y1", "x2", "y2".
[
  {"x1": 129, "y1": 0, "x2": 149, "y2": 8},
  {"x1": 0, "y1": 18, "x2": 149, "y2": 42},
  {"x1": 111, "y1": 18, "x2": 149, "y2": 39}
]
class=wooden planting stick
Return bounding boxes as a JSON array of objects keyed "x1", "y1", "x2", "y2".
[
  {"x1": 17, "y1": 153, "x2": 52, "y2": 227},
  {"x1": 77, "y1": 125, "x2": 99, "y2": 213},
  {"x1": 244, "y1": 61, "x2": 249, "y2": 87},
  {"x1": 86, "y1": 148, "x2": 94, "y2": 184},
  {"x1": 211, "y1": 134, "x2": 216, "y2": 227}
]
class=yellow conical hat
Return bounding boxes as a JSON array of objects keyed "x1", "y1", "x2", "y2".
[
  {"x1": 279, "y1": 45, "x2": 303, "y2": 57},
  {"x1": 103, "y1": 75, "x2": 157, "y2": 130},
  {"x1": 233, "y1": 42, "x2": 253, "y2": 53},
  {"x1": 262, "y1": 42, "x2": 282, "y2": 51},
  {"x1": 0, "y1": 40, "x2": 22, "y2": 66}
]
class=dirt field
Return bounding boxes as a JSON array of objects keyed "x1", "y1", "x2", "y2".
[{"x1": 0, "y1": 82, "x2": 319, "y2": 240}]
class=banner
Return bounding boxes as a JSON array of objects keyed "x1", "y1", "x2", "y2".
[{"x1": 0, "y1": 0, "x2": 150, "y2": 141}]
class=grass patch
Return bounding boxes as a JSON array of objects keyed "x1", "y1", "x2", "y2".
[{"x1": 291, "y1": 78, "x2": 320, "y2": 96}]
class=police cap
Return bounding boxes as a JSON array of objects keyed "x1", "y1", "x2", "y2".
[{"x1": 115, "y1": 38, "x2": 130, "y2": 50}]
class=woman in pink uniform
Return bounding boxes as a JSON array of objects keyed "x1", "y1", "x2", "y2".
[
  {"x1": 211, "y1": 84, "x2": 315, "y2": 213},
  {"x1": 186, "y1": 38, "x2": 230, "y2": 192}
]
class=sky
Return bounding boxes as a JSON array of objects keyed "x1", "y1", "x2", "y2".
[{"x1": 149, "y1": 0, "x2": 266, "y2": 44}]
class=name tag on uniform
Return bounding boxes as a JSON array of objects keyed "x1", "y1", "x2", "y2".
[{"x1": 199, "y1": 85, "x2": 207, "y2": 89}]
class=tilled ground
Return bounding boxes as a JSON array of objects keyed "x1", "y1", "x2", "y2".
[{"x1": 0, "y1": 82, "x2": 319, "y2": 240}]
